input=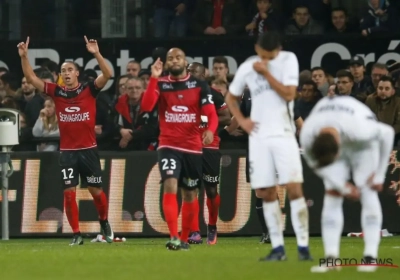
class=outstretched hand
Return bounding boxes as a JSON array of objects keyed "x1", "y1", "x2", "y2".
[
  {"x1": 17, "y1": 37, "x2": 30, "y2": 57},
  {"x1": 151, "y1": 58, "x2": 163, "y2": 78},
  {"x1": 84, "y1": 36, "x2": 99, "y2": 54}
]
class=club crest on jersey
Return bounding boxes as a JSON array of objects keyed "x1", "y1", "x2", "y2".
[
  {"x1": 162, "y1": 83, "x2": 173, "y2": 89},
  {"x1": 186, "y1": 81, "x2": 197, "y2": 89}
]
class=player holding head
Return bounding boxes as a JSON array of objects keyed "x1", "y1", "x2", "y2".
[
  {"x1": 187, "y1": 62, "x2": 231, "y2": 245},
  {"x1": 18, "y1": 36, "x2": 114, "y2": 246},
  {"x1": 140, "y1": 48, "x2": 218, "y2": 250},
  {"x1": 225, "y1": 31, "x2": 312, "y2": 261},
  {"x1": 300, "y1": 95, "x2": 394, "y2": 273}
]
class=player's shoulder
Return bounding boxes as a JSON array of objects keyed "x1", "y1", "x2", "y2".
[
  {"x1": 188, "y1": 75, "x2": 209, "y2": 88},
  {"x1": 158, "y1": 76, "x2": 170, "y2": 83}
]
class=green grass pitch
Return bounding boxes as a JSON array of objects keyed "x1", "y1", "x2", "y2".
[{"x1": 0, "y1": 237, "x2": 399, "y2": 280}]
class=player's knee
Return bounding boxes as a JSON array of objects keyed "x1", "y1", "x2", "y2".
[
  {"x1": 286, "y1": 183, "x2": 303, "y2": 200},
  {"x1": 163, "y1": 178, "x2": 178, "y2": 193},
  {"x1": 64, "y1": 187, "x2": 76, "y2": 193},
  {"x1": 181, "y1": 189, "x2": 197, "y2": 202},
  {"x1": 87, "y1": 186, "x2": 102, "y2": 196},
  {"x1": 255, "y1": 187, "x2": 277, "y2": 202},
  {"x1": 205, "y1": 184, "x2": 218, "y2": 198}
]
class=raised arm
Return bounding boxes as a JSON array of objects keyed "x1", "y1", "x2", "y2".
[
  {"x1": 84, "y1": 36, "x2": 112, "y2": 89},
  {"x1": 17, "y1": 37, "x2": 45, "y2": 93},
  {"x1": 140, "y1": 58, "x2": 162, "y2": 112}
]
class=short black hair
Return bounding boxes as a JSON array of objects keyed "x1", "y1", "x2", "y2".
[
  {"x1": 61, "y1": 61, "x2": 80, "y2": 71},
  {"x1": 301, "y1": 80, "x2": 318, "y2": 91},
  {"x1": 212, "y1": 56, "x2": 228, "y2": 68},
  {"x1": 0, "y1": 67, "x2": 9, "y2": 73},
  {"x1": 378, "y1": 75, "x2": 395, "y2": 88},
  {"x1": 336, "y1": 69, "x2": 354, "y2": 82},
  {"x1": 311, "y1": 67, "x2": 327, "y2": 76},
  {"x1": 256, "y1": 31, "x2": 281, "y2": 51},
  {"x1": 189, "y1": 62, "x2": 206, "y2": 75},
  {"x1": 0, "y1": 73, "x2": 19, "y2": 91},
  {"x1": 311, "y1": 133, "x2": 339, "y2": 168},
  {"x1": 34, "y1": 68, "x2": 55, "y2": 82},
  {"x1": 331, "y1": 7, "x2": 348, "y2": 16}
]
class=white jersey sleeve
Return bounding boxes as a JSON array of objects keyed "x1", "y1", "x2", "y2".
[
  {"x1": 229, "y1": 62, "x2": 249, "y2": 97},
  {"x1": 282, "y1": 52, "x2": 299, "y2": 86}
]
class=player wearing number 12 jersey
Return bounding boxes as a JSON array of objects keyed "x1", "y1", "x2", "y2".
[
  {"x1": 18, "y1": 36, "x2": 114, "y2": 246},
  {"x1": 187, "y1": 62, "x2": 231, "y2": 245},
  {"x1": 140, "y1": 48, "x2": 218, "y2": 250}
]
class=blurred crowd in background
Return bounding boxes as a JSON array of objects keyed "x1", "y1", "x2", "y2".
[{"x1": 0, "y1": 0, "x2": 400, "y2": 152}]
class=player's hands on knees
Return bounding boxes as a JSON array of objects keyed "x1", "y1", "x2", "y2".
[
  {"x1": 151, "y1": 58, "x2": 163, "y2": 78},
  {"x1": 17, "y1": 37, "x2": 30, "y2": 57},
  {"x1": 202, "y1": 130, "x2": 214, "y2": 145},
  {"x1": 239, "y1": 118, "x2": 258, "y2": 135},
  {"x1": 344, "y1": 182, "x2": 360, "y2": 201}
]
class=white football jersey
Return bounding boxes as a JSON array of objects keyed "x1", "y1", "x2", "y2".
[
  {"x1": 229, "y1": 51, "x2": 299, "y2": 138},
  {"x1": 300, "y1": 95, "x2": 382, "y2": 168}
]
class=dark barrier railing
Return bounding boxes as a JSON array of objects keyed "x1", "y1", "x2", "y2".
[{"x1": 1, "y1": 150, "x2": 399, "y2": 237}]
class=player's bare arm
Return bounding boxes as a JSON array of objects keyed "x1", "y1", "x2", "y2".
[
  {"x1": 17, "y1": 37, "x2": 45, "y2": 93},
  {"x1": 84, "y1": 36, "x2": 112, "y2": 89},
  {"x1": 141, "y1": 58, "x2": 162, "y2": 112},
  {"x1": 217, "y1": 108, "x2": 231, "y2": 126},
  {"x1": 253, "y1": 62, "x2": 296, "y2": 102},
  {"x1": 225, "y1": 93, "x2": 258, "y2": 134}
]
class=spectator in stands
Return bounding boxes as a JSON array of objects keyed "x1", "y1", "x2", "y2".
[
  {"x1": 193, "y1": 0, "x2": 245, "y2": 36},
  {"x1": 331, "y1": 0, "x2": 368, "y2": 21},
  {"x1": 0, "y1": 72, "x2": 19, "y2": 99},
  {"x1": 360, "y1": 0, "x2": 399, "y2": 36},
  {"x1": 336, "y1": 69, "x2": 356, "y2": 97},
  {"x1": 32, "y1": 98, "x2": 60, "y2": 152},
  {"x1": 12, "y1": 112, "x2": 35, "y2": 152},
  {"x1": 21, "y1": 76, "x2": 44, "y2": 128},
  {"x1": 367, "y1": 63, "x2": 389, "y2": 95},
  {"x1": 115, "y1": 77, "x2": 159, "y2": 150},
  {"x1": 126, "y1": 60, "x2": 141, "y2": 77},
  {"x1": 289, "y1": 0, "x2": 331, "y2": 25},
  {"x1": 153, "y1": 0, "x2": 190, "y2": 38},
  {"x1": 0, "y1": 67, "x2": 8, "y2": 99},
  {"x1": 211, "y1": 78, "x2": 228, "y2": 96},
  {"x1": 212, "y1": 56, "x2": 229, "y2": 82},
  {"x1": 296, "y1": 80, "x2": 322, "y2": 120},
  {"x1": 348, "y1": 56, "x2": 370, "y2": 96},
  {"x1": 0, "y1": 96, "x2": 18, "y2": 109},
  {"x1": 311, "y1": 67, "x2": 330, "y2": 96},
  {"x1": 139, "y1": 69, "x2": 151, "y2": 88},
  {"x1": 245, "y1": 0, "x2": 283, "y2": 35},
  {"x1": 329, "y1": 7, "x2": 357, "y2": 33},
  {"x1": 115, "y1": 75, "x2": 130, "y2": 97},
  {"x1": 81, "y1": 69, "x2": 98, "y2": 82},
  {"x1": 365, "y1": 76, "x2": 400, "y2": 142},
  {"x1": 41, "y1": 59, "x2": 60, "y2": 84},
  {"x1": 284, "y1": 5, "x2": 324, "y2": 35}
]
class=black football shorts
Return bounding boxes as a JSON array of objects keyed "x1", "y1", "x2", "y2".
[
  {"x1": 158, "y1": 148, "x2": 202, "y2": 189},
  {"x1": 58, "y1": 147, "x2": 103, "y2": 188},
  {"x1": 202, "y1": 148, "x2": 221, "y2": 185}
]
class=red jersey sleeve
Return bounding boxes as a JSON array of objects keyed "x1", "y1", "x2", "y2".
[
  {"x1": 43, "y1": 82, "x2": 58, "y2": 97},
  {"x1": 140, "y1": 77, "x2": 160, "y2": 112}
]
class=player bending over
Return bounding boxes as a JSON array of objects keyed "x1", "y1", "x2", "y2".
[
  {"x1": 18, "y1": 36, "x2": 114, "y2": 246},
  {"x1": 225, "y1": 31, "x2": 312, "y2": 261},
  {"x1": 186, "y1": 62, "x2": 230, "y2": 245},
  {"x1": 140, "y1": 49, "x2": 218, "y2": 250},
  {"x1": 300, "y1": 95, "x2": 394, "y2": 273}
]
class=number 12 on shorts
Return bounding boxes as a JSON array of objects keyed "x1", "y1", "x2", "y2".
[{"x1": 62, "y1": 168, "x2": 74, "y2": 179}]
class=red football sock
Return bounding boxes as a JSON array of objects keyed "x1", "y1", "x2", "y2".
[
  {"x1": 181, "y1": 200, "x2": 196, "y2": 242},
  {"x1": 91, "y1": 191, "x2": 108, "y2": 221},
  {"x1": 64, "y1": 190, "x2": 80, "y2": 233},
  {"x1": 163, "y1": 193, "x2": 179, "y2": 238},
  {"x1": 191, "y1": 197, "x2": 200, "y2": 232},
  {"x1": 207, "y1": 194, "x2": 221, "y2": 226}
]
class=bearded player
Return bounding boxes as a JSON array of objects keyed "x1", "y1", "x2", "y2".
[
  {"x1": 18, "y1": 36, "x2": 114, "y2": 246},
  {"x1": 141, "y1": 49, "x2": 218, "y2": 250},
  {"x1": 187, "y1": 62, "x2": 230, "y2": 245}
]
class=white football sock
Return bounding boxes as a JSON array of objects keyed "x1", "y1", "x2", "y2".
[
  {"x1": 290, "y1": 197, "x2": 309, "y2": 247},
  {"x1": 321, "y1": 194, "x2": 344, "y2": 257},
  {"x1": 263, "y1": 200, "x2": 284, "y2": 249},
  {"x1": 360, "y1": 187, "x2": 382, "y2": 258}
]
